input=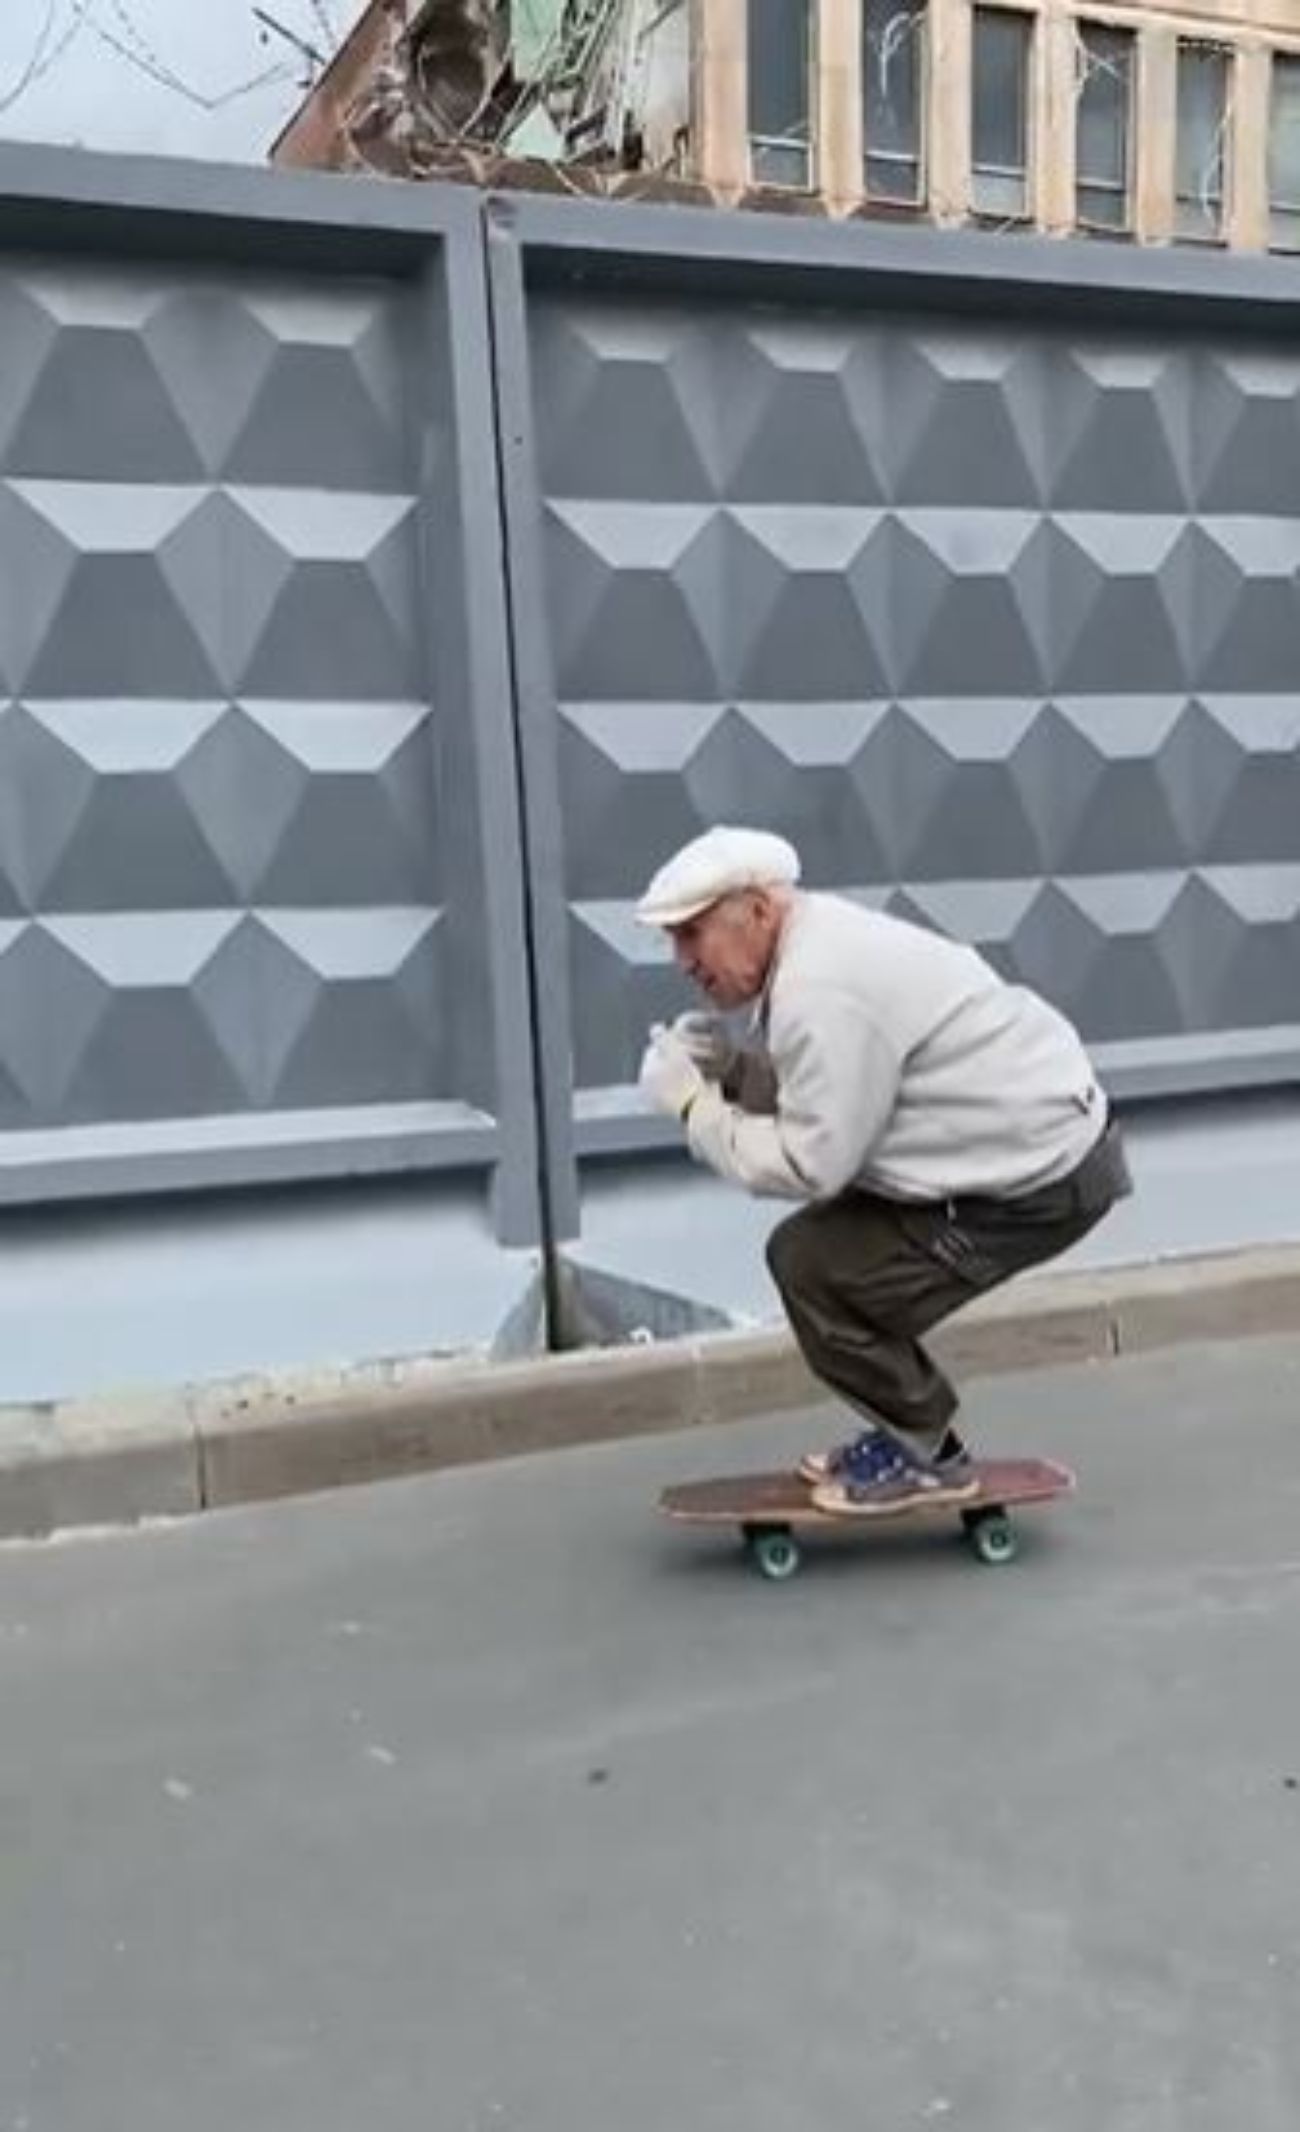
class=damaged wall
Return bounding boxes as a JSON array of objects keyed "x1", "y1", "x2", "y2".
[
  {"x1": 273, "y1": 0, "x2": 695, "y2": 180},
  {"x1": 273, "y1": 0, "x2": 503, "y2": 174},
  {"x1": 560, "y1": 0, "x2": 693, "y2": 171},
  {"x1": 347, "y1": 0, "x2": 504, "y2": 174}
]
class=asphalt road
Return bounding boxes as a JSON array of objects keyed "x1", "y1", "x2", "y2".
[{"x1": 4, "y1": 1334, "x2": 1300, "y2": 2132}]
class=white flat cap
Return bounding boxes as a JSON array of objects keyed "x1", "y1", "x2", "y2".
[{"x1": 635, "y1": 825, "x2": 801, "y2": 927}]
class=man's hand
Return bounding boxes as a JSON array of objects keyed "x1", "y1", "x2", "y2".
[
  {"x1": 638, "y1": 1023, "x2": 707, "y2": 1121},
  {"x1": 671, "y1": 1011, "x2": 735, "y2": 1082}
]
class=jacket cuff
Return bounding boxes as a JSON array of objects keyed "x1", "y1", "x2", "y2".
[{"x1": 683, "y1": 1079, "x2": 726, "y2": 1157}]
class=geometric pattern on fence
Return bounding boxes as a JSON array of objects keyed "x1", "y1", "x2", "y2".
[
  {"x1": 0, "y1": 259, "x2": 471, "y2": 1148},
  {"x1": 528, "y1": 295, "x2": 1300, "y2": 1096}
]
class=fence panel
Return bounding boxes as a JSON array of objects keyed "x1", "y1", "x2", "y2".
[
  {"x1": 0, "y1": 150, "x2": 541, "y2": 1247},
  {"x1": 490, "y1": 198, "x2": 1300, "y2": 1322}
]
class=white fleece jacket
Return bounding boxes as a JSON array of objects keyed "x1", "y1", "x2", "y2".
[{"x1": 685, "y1": 893, "x2": 1105, "y2": 1204}]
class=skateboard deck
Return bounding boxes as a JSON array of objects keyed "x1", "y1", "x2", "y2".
[{"x1": 658, "y1": 1457, "x2": 1074, "y2": 1579}]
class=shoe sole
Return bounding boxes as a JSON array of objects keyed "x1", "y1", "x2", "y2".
[
  {"x1": 800, "y1": 1451, "x2": 975, "y2": 1488},
  {"x1": 811, "y1": 1476, "x2": 980, "y2": 1519}
]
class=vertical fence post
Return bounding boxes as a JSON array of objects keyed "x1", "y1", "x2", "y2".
[
  {"x1": 417, "y1": 209, "x2": 550, "y2": 1250},
  {"x1": 479, "y1": 200, "x2": 583, "y2": 1273}
]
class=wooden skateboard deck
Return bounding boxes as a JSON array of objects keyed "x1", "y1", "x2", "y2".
[{"x1": 659, "y1": 1458, "x2": 1074, "y2": 1579}]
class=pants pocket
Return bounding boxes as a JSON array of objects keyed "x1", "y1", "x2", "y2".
[{"x1": 898, "y1": 1206, "x2": 1008, "y2": 1291}]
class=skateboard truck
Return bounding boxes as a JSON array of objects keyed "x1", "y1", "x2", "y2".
[{"x1": 739, "y1": 1503, "x2": 1017, "y2": 1581}]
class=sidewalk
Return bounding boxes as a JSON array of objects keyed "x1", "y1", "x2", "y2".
[
  {"x1": 3, "y1": 1332, "x2": 1299, "y2": 2131},
  {"x1": 3, "y1": 1239, "x2": 1300, "y2": 1537}
]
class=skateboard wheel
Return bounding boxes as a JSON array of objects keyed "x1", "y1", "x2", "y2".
[
  {"x1": 968, "y1": 1511, "x2": 1017, "y2": 1566},
  {"x1": 746, "y1": 1528, "x2": 802, "y2": 1582}
]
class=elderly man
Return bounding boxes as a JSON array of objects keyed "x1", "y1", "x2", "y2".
[{"x1": 636, "y1": 825, "x2": 1131, "y2": 1517}]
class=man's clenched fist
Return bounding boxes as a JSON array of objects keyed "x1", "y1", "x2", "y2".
[{"x1": 638, "y1": 1023, "x2": 707, "y2": 1121}]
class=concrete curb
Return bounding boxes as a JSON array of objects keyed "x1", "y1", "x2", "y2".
[{"x1": 3, "y1": 1243, "x2": 1299, "y2": 1539}]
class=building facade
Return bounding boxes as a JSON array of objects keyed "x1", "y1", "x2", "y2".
[
  {"x1": 720, "y1": 0, "x2": 1299, "y2": 251},
  {"x1": 272, "y1": 1, "x2": 1299, "y2": 256}
]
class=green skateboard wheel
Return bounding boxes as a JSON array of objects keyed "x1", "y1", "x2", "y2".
[
  {"x1": 745, "y1": 1527, "x2": 802, "y2": 1582},
  {"x1": 967, "y1": 1511, "x2": 1018, "y2": 1566}
]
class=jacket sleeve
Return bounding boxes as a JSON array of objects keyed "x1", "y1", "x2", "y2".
[{"x1": 685, "y1": 985, "x2": 902, "y2": 1200}]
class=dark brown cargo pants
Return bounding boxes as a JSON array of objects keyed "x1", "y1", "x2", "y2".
[{"x1": 765, "y1": 1116, "x2": 1132, "y2": 1459}]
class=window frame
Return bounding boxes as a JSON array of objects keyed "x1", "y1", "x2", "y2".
[
  {"x1": 747, "y1": 0, "x2": 818, "y2": 192},
  {"x1": 1073, "y1": 16, "x2": 1136, "y2": 237},
  {"x1": 1172, "y1": 34, "x2": 1235, "y2": 246},
  {"x1": 862, "y1": 0, "x2": 930, "y2": 211},
  {"x1": 969, "y1": 2, "x2": 1037, "y2": 225},
  {"x1": 1267, "y1": 47, "x2": 1300, "y2": 254}
]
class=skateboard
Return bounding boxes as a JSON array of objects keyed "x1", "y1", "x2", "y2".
[{"x1": 658, "y1": 1457, "x2": 1074, "y2": 1581}]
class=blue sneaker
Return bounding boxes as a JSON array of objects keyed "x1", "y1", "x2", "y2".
[
  {"x1": 801, "y1": 1426, "x2": 973, "y2": 1488},
  {"x1": 798, "y1": 1430, "x2": 872, "y2": 1485},
  {"x1": 809, "y1": 1427, "x2": 978, "y2": 1518}
]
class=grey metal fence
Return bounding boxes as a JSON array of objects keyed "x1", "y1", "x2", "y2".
[
  {"x1": 0, "y1": 148, "x2": 541, "y2": 1248},
  {"x1": 489, "y1": 195, "x2": 1300, "y2": 1319},
  {"x1": 1, "y1": 149, "x2": 1298, "y2": 1378}
]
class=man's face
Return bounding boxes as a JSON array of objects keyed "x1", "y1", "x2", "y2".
[{"x1": 668, "y1": 891, "x2": 780, "y2": 1009}]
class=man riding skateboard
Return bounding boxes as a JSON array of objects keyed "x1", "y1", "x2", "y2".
[{"x1": 636, "y1": 826, "x2": 1132, "y2": 1519}]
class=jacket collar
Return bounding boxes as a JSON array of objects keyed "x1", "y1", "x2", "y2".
[{"x1": 747, "y1": 890, "x2": 807, "y2": 1039}]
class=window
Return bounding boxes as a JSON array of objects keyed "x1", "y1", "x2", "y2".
[
  {"x1": 1175, "y1": 40, "x2": 1231, "y2": 242},
  {"x1": 1270, "y1": 54, "x2": 1300, "y2": 252},
  {"x1": 748, "y1": 0, "x2": 814, "y2": 187},
  {"x1": 971, "y1": 8, "x2": 1033, "y2": 219},
  {"x1": 863, "y1": 0, "x2": 927, "y2": 205},
  {"x1": 1075, "y1": 23, "x2": 1134, "y2": 232}
]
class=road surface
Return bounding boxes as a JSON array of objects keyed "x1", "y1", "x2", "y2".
[{"x1": 3, "y1": 1333, "x2": 1300, "y2": 2131}]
